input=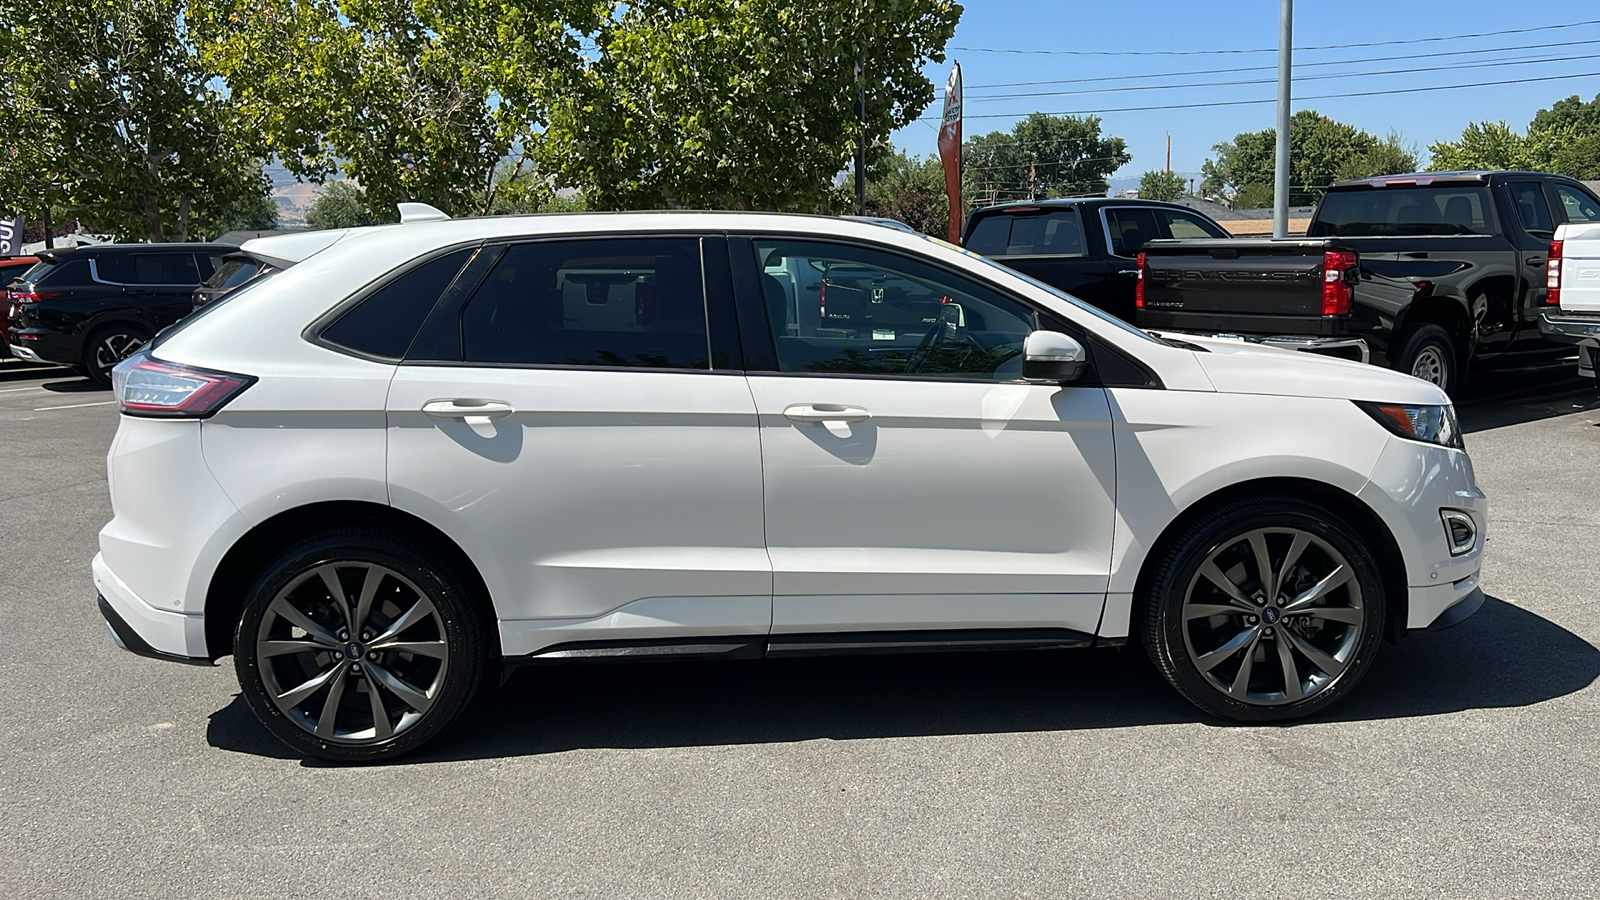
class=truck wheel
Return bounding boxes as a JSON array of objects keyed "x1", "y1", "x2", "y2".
[{"x1": 1391, "y1": 324, "x2": 1457, "y2": 393}]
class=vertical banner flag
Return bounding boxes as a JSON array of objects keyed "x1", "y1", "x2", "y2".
[
  {"x1": 937, "y1": 62, "x2": 963, "y2": 244},
  {"x1": 0, "y1": 216, "x2": 22, "y2": 257}
]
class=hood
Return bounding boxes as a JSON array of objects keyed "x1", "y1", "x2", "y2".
[{"x1": 1186, "y1": 336, "x2": 1449, "y2": 405}]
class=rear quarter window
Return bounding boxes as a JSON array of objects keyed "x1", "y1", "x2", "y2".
[{"x1": 321, "y1": 249, "x2": 475, "y2": 360}]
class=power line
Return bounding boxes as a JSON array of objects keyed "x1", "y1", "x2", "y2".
[
  {"x1": 950, "y1": 18, "x2": 1600, "y2": 56},
  {"x1": 966, "y1": 51, "x2": 1599, "y2": 103},
  {"x1": 920, "y1": 69, "x2": 1600, "y2": 121},
  {"x1": 962, "y1": 37, "x2": 1600, "y2": 92}
]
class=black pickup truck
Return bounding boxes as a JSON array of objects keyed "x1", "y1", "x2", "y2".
[
  {"x1": 961, "y1": 198, "x2": 1232, "y2": 323},
  {"x1": 1134, "y1": 171, "x2": 1600, "y2": 392}
]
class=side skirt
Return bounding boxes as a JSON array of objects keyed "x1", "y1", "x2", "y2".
[{"x1": 509, "y1": 628, "x2": 1098, "y2": 665}]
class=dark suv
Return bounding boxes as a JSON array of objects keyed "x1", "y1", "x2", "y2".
[{"x1": 7, "y1": 243, "x2": 234, "y2": 382}]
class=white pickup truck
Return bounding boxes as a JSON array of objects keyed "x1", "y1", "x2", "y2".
[{"x1": 1540, "y1": 222, "x2": 1600, "y2": 385}]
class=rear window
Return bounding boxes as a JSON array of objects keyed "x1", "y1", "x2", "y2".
[
  {"x1": 1309, "y1": 186, "x2": 1497, "y2": 237},
  {"x1": 965, "y1": 210, "x2": 1086, "y2": 256}
]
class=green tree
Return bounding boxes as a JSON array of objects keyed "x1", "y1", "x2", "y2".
[
  {"x1": 1426, "y1": 121, "x2": 1554, "y2": 173},
  {"x1": 538, "y1": 0, "x2": 962, "y2": 211},
  {"x1": 964, "y1": 113, "x2": 1130, "y2": 203},
  {"x1": 210, "y1": 179, "x2": 281, "y2": 234},
  {"x1": 1200, "y1": 110, "x2": 1412, "y2": 206},
  {"x1": 1138, "y1": 170, "x2": 1185, "y2": 202},
  {"x1": 0, "y1": 0, "x2": 269, "y2": 241},
  {"x1": 305, "y1": 182, "x2": 386, "y2": 230},
  {"x1": 1431, "y1": 94, "x2": 1600, "y2": 179},
  {"x1": 859, "y1": 148, "x2": 948, "y2": 236},
  {"x1": 191, "y1": 0, "x2": 591, "y2": 220}
]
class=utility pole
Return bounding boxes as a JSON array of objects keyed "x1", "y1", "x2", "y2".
[
  {"x1": 1165, "y1": 133, "x2": 1171, "y2": 174},
  {"x1": 1273, "y1": 0, "x2": 1293, "y2": 239},
  {"x1": 855, "y1": 50, "x2": 867, "y2": 216}
]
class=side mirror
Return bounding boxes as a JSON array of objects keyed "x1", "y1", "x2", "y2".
[{"x1": 1022, "y1": 330, "x2": 1087, "y2": 383}]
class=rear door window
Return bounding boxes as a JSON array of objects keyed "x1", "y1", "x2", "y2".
[
  {"x1": 125, "y1": 252, "x2": 202, "y2": 285},
  {"x1": 1159, "y1": 209, "x2": 1229, "y2": 239},
  {"x1": 965, "y1": 210, "x2": 1086, "y2": 257},
  {"x1": 1509, "y1": 183, "x2": 1555, "y2": 235},
  {"x1": 459, "y1": 238, "x2": 710, "y2": 369},
  {"x1": 1103, "y1": 207, "x2": 1164, "y2": 257}
]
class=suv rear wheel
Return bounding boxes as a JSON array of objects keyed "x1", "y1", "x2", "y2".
[
  {"x1": 83, "y1": 324, "x2": 152, "y2": 385},
  {"x1": 234, "y1": 529, "x2": 489, "y2": 762},
  {"x1": 1141, "y1": 496, "x2": 1386, "y2": 722}
]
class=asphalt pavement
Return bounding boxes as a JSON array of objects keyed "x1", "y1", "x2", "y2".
[{"x1": 1, "y1": 357, "x2": 1596, "y2": 899}]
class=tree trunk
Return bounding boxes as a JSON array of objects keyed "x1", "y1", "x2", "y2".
[
  {"x1": 42, "y1": 207, "x2": 53, "y2": 250},
  {"x1": 176, "y1": 195, "x2": 190, "y2": 242},
  {"x1": 145, "y1": 196, "x2": 165, "y2": 243}
]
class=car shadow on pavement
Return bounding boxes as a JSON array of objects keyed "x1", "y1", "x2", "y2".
[
  {"x1": 1457, "y1": 371, "x2": 1597, "y2": 433},
  {"x1": 205, "y1": 595, "x2": 1598, "y2": 766},
  {"x1": 40, "y1": 378, "x2": 105, "y2": 393}
]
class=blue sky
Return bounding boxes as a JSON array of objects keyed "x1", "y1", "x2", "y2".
[{"x1": 890, "y1": 1, "x2": 1600, "y2": 184}]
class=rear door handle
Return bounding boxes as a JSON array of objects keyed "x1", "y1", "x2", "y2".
[
  {"x1": 784, "y1": 403, "x2": 871, "y2": 423},
  {"x1": 1116, "y1": 269, "x2": 1139, "y2": 276},
  {"x1": 422, "y1": 399, "x2": 515, "y2": 421},
  {"x1": 1526, "y1": 257, "x2": 1546, "y2": 267}
]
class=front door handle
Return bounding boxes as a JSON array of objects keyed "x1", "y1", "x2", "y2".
[
  {"x1": 784, "y1": 403, "x2": 871, "y2": 423},
  {"x1": 422, "y1": 399, "x2": 515, "y2": 421}
]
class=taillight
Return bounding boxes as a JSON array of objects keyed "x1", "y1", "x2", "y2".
[
  {"x1": 112, "y1": 353, "x2": 255, "y2": 419},
  {"x1": 1135, "y1": 252, "x2": 1147, "y2": 309},
  {"x1": 13, "y1": 291, "x2": 43, "y2": 304},
  {"x1": 1322, "y1": 250, "x2": 1357, "y2": 316},
  {"x1": 1547, "y1": 239, "x2": 1563, "y2": 306}
]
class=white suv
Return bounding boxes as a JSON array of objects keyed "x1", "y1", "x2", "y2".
[{"x1": 96, "y1": 211, "x2": 1486, "y2": 761}]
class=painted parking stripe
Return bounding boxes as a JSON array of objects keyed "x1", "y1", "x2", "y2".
[
  {"x1": 0, "y1": 385, "x2": 50, "y2": 393},
  {"x1": 32, "y1": 398, "x2": 116, "y2": 409}
]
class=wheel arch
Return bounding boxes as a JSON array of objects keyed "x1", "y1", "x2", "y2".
[
  {"x1": 1130, "y1": 476, "x2": 1409, "y2": 644},
  {"x1": 203, "y1": 500, "x2": 499, "y2": 659},
  {"x1": 1397, "y1": 293, "x2": 1473, "y2": 360}
]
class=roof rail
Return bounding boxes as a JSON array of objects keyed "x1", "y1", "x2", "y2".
[{"x1": 397, "y1": 202, "x2": 450, "y2": 224}]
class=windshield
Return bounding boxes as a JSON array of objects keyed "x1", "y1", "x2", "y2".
[
  {"x1": 965, "y1": 251, "x2": 1163, "y2": 345},
  {"x1": 1309, "y1": 186, "x2": 1497, "y2": 237}
]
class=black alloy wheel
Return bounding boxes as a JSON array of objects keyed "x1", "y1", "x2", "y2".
[{"x1": 84, "y1": 325, "x2": 152, "y2": 385}]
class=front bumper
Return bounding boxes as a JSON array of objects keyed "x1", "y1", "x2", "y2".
[{"x1": 98, "y1": 594, "x2": 212, "y2": 665}]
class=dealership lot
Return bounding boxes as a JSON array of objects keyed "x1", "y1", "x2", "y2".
[{"x1": 1, "y1": 357, "x2": 1596, "y2": 899}]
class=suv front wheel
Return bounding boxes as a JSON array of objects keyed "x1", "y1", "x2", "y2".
[
  {"x1": 1141, "y1": 496, "x2": 1386, "y2": 722},
  {"x1": 234, "y1": 530, "x2": 489, "y2": 762}
]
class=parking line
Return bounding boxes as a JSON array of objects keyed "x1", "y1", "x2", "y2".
[
  {"x1": 0, "y1": 385, "x2": 50, "y2": 393},
  {"x1": 34, "y1": 400, "x2": 116, "y2": 411}
]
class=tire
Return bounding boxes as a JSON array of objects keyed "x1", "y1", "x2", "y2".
[
  {"x1": 234, "y1": 529, "x2": 490, "y2": 763},
  {"x1": 82, "y1": 324, "x2": 152, "y2": 385},
  {"x1": 1390, "y1": 323, "x2": 1457, "y2": 394},
  {"x1": 1140, "y1": 496, "x2": 1386, "y2": 723}
]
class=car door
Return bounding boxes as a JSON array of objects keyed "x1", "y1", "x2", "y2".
[
  {"x1": 735, "y1": 236, "x2": 1116, "y2": 642},
  {"x1": 386, "y1": 235, "x2": 771, "y2": 657},
  {"x1": 1506, "y1": 181, "x2": 1559, "y2": 352},
  {"x1": 116, "y1": 251, "x2": 204, "y2": 328}
]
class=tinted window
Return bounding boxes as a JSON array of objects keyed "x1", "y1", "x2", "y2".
[
  {"x1": 1308, "y1": 186, "x2": 1496, "y2": 236},
  {"x1": 324, "y1": 249, "x2": 473, "y2": 359},
  {"x1": 754, "y1": 239, "x2": 1035, "y2": 380},
  {"x1": 1103, "y1": 207, "x2": 1163, "y2": 256},
  {"x1": 1552, "y1": 183, "x2": 1600, "y2": 224},
  {"x1": 35, "y1": 258, "x2": 94, "y2": 287},
  {"x1": 124, "y1": 252, "x2": 202, "y2": 285},
  {"x1": 207, "y1": 258, "x2": 269, "y2": 290},
  {"x1": 1161, "y1": 209, "x2": 1228, "y2": 239},
  {"x1": 965, "y1": 210, "x2": 1085, "y2": 256},
  {"x1": 1510, "y1": 183, "x2": 1554, "y2": 234},
  {"x1": 460, "y1": 238, "x2": 709, "y2": 369}
]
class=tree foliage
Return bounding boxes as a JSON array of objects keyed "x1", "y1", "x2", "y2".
[
  {"x1": 1138, "y1": 170, "x2": 1185, "y2": 202},
  {"x1": 1428, "y1": 95, "x2": 1600, "y2": 179},
  {"x1": 0, "y1": 0, "x2": 271, "y2": 241},
  {"x1": 1201, "y1": 111, "x2": 1417, "y2": 206},
  {"x1": 963, "y1": 113, "x2": 1130, "y2": 203},
  {"x1": 305, "y1": 181, "x2": 385, "y2": 230},
  {"x1": 191, "y1": 0, "x2": 592, "y2": 219},
  {"x1": 862, "y1": 149, "x2": 947, "y2": 236},
  {"x1": 538, "y1": 1, "x2": 961, "y2": 211}
]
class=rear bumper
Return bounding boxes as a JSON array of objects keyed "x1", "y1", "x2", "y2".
[
  {"x1": 8, "y1": 328, "x2": 79, "y2": 365},
  {"x1": 1538, "y1": 310, "x2": 1600, "y2": 345}
]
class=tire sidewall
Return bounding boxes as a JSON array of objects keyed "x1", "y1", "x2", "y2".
[
  {"x1": 234, "y1": 533, "x2": 485, "y2": 763},
  {"x1": 83, "y1": 324, "x2": 152, "y2": 385},
  {"x1": 1147, "y1": 501, "x2": 1387, "y2": 723},
  {"x1": 1395, "y1": 324, "x2": 1457, "y2": 394}
]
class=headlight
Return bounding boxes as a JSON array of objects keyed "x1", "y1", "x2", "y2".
[{"x1": 1354, "y1": 401, "x2": 1463, "y2": 449}]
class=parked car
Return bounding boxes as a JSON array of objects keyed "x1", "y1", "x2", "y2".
[
  {"x1": 960, "y1": 198, "x2": 1232, "y2": 323},
  {"x1": 1538, "y1": 220, "x2": 1600, "y2": 386},
  {"x1": 192, "y1": 250, "x2": 279, "y2": 310},
  {"x1": 7, "y1": 243, "x2": 235, "y2": 383},
  {"x1": 0, "y1": 254, "x2": 40, "y2": 353},
  {"x1": 1135, "y1": 171, "x2": 1600, "y2": 393},
  {"x1": 97, "y1": 210, "x2": 1485, "y2": 762}
]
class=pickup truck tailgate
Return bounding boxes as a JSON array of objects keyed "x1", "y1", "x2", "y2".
[
  {"x1": 1143, "y1": 242, "x2": 1327, "y2": 317},
  {"x1": 1558, "y1": 222, "x2": 1600, "y2": 314}
]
